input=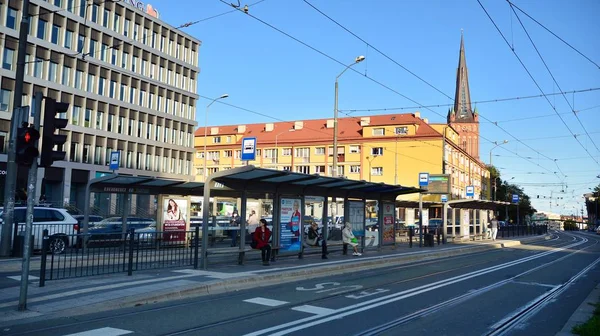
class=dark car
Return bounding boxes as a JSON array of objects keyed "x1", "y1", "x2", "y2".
[
  {"x1": 85, "y1": 217, "x2": 156, "y2": 247},
  {"x1": 72, "y1": 215, "x2": 104, "y2": 230}
]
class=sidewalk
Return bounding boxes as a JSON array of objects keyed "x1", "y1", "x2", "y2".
[{"x1": 0, "y1": 235, "x2": 548, "y2": 327}]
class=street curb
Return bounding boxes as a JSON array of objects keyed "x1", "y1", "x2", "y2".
[
  {"x1": 555, "y1": 284, "x2": 600, "y2": 336},
  {"x1": 66, "y1": 242, "x2": 521, "y2": 317}
]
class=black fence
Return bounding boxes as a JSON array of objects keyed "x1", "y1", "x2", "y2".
[
  {"x1": 12, "y1": 223, "x2": 78, "y2": 256},
  {"x1": 39, "y1": 227, "x2": 201, "y2": 286},
  {"x1": 498, "y1": 224, "x2": 548, "y2": 238}
]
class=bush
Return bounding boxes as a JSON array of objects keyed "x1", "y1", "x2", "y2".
[
  {"x1": 564, "y1": 220, "x2": 578, "y2": 231},
  {"x1": 572, "y1": 302, "x2": 600, "y2": 336}
]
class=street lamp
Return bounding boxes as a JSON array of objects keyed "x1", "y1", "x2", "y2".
[
  {"x1": 489, "y1": 140, "x2": 508, "y2": 200},
  {"x1": 365, "y1": 155, "x2": 376, "y2": 182},
  {"x1": 332, "y1": 55, "x2": 365, "y2": 178},
  {"x1": 204, "y1": 94, "x2": 229, "y2": 181},
  {"x1": 275, "y1": 128, "x2": 295, "y2": 164}
]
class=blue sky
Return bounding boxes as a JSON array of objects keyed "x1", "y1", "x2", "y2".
[{"x1": 149, "y1": 0, "x2": 599, "y2": 215}]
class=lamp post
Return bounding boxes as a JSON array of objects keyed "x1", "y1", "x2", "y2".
[
  {"x1": 365, "y1": 155, "x2": 376, "y2": 182},
  {"x1": 204, "y1": 94, "x2": 229, "y2": 181},
  {"x1": 489, "y1": 140, "x2": 508, "y2": 200},
  {"x1": 275, "y1": 129, "x2": 295, "y2": 164},
  {"x1": 333, "y1": 55, "x2": 365, "y2": 178}
]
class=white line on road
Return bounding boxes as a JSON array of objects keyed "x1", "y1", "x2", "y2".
[
  {"x1": 512, "y1": 280, "x2": 557, "y2": 288},
  {"x1": 7, "y1": 275, "x2": 39, "y2": 281},
  {"x1": 292, "y1": 305, "x2": 336, "y2": 315},
  {"x1": 61, "y1": 327, "x2": 133, "y2": 336},
  {"x1": 244, "y1": 297, "x2": 288, "y2": 307}
]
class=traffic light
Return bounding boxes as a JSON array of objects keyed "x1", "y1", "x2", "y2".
[
  {"x1": 40, "y1": 97, "x2": 69, "y2": 168},
  {"x1": 16, "y1": 125, "x2": 40, "y2": 166}
]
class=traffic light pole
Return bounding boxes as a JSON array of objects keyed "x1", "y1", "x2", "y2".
[
  {"x1": 18, "y1": 92, "x2": 41, "y2": 311},
  {"x1": 1, "y1": 0, "x2": 31, "y2": 257}
]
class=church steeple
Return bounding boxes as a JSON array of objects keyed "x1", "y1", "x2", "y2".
[{"x1": 453, "y1": 31, "x2": 474, "y2": 122}]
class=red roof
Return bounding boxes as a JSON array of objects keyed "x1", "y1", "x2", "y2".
[{"x1": 194, "y1": 113, "x2": 442, "y2": 145}]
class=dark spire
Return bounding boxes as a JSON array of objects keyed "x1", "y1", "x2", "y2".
[{"x1": 453, "y1": 31, "x2": 474, "y2": 122}]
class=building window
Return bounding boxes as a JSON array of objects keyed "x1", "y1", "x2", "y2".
[
  {"x1": 84, "y1": 109, "x2": 91, "y2": 127},
  {"x1": 64, "y1": 30, "x2": 73, "y2": 49},
  {"x1": 113, "y1": 14, "x2": 120, "y2": 33},
  {"x1": 234, "y1": 150, "x2": 241, "y2": 159},
  {"x1": 223, "y1": 150, "x2": 232, "y2": 158},
  {"x1": 78, "y1": 0, "x2": 86, "y2": 18},
  {"x1": 0, "y1": 89, "x2": 11, "y2": 112},
  {"x1": 51, "y1": 25, "x2": 60, "y2": 44},
  {"x1": 37, "y1": 19, "x2": 47, "y2": 39},
  {"x1": 102, "y1": 9, "x2": 109, "y2": 28},
  {"x1": 294, "y1": 147, "x2": 309, "y2": 158},
  {"x1": 372, "y1": 128, "x2": 385, "y2": 136},
  {"x1": 395, "y1": 126, "x2": 408, "y2": 135},
  {"x1": 349, "y1": 145, "x2": 360, "y2": 154},
  {"x1": 48, "y1": 62, "x2": 58, "y2": 82},
  {"x1": 33, "y1": 58, "x2": 44, "y2": 78},
  {"x1": 371, "y1": 167, "x2": 383, "y2": 176},
  {"x1": 94, "y1": 146, "x2": 103, "y2": 165},
  {"x1": 70, "y1": 142, "x2": 79, "y2": 162},
  {"x1": 96, "y1": 111, "x2": 103, "y2": 130},
  {"x1": 213, "y1": 136, "x2": 221, "y2": 144},
  {"x1": 282, "y1": 148, "x2": 292, "y2": 156},
  {"x1": 2, "y1": 48, "x2": 15, "y2": 70},
  {"x1": 295, "y1": 166, "x2": 310, "y2": 174},
  {"x1": 98, "y1": 77, "x2": 105, "y2": 95},
  {"x1": 6, "y1": 7, "x2": 17, "y2": 29},
  {"x1": 107, "y1": 114, "x2": 113, "y2": 132},
  {"x1": 371, "y1": 147, "x2": 383, "y2": 156},
  {"x1": 314, "y1": 166, "x2": 325, "y2": 174},
  {"x1": 350, "y1": 165, "x2": 360, "y2": 173},
  {"x1": 72, "y1": 106, "x2": 81, "y2": 126},
  {"x1": 77, "y1": 34, "x2": 85, "y2": 53}
]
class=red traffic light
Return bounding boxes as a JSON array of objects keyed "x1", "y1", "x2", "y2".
[{"x1": 16, "y1": 126, "x2": 40, "y2": 166}]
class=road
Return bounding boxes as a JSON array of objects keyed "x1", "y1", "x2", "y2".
[{"x1": 3, "y1": 231, "x2": 599, "y2": 336}]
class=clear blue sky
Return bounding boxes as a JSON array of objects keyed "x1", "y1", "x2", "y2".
[{"x1": 149, "y1": 0, "x2": 599, "y2": 215}]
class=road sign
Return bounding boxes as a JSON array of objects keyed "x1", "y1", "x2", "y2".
[
  {"x1": 512, "y1": 194, "x2": 519, "y2": 203},
  {"x1": 109, "y1": 151, "x2": 120, "y2": 170},
  {"x1": 418, "y1": 172, "x2": 429, "y2": 187},
  {"x1": 466, "y1": 186, "x2": 475, "y2": 197},
  {"x1": 241, "y1": 137, "x2": 256, "y2": 161},
  {"x1": 441, "y1": 195, "x2": 448, "y2": 202}
]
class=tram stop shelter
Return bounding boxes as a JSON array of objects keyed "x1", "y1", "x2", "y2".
[{"x1": 82, "y1": 166, "x2": 423, "y2": 269}]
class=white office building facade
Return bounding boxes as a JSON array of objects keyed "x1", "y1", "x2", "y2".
[{"x1": 0, "y1": 0, "x2": 200, "y2": 211}]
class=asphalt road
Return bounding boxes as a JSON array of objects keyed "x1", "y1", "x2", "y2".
[{"x1": 3, "y1": 231, "x2": 599, "y2": 336}]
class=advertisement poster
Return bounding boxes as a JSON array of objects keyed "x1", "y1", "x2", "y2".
[
  {"x1": 162, "y1": 198, "x2": 188, "y2": 242},
  {"x1": 382, "y1": 202, "x2": 395, "y2": 245},
  {"x1": 348, "y1": 201, "x2": 365, "y2": 237},
  {"x1": 280, "y1": 198, "x2": 302, "y2": 252}
]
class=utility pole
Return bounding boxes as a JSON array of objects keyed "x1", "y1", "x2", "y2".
[
  {"x1": 1, "y1": 0, "x2": 31, "y2": 257},
  {"x1": 18, "y1": 92, "x2": 41, "y2": 311}
]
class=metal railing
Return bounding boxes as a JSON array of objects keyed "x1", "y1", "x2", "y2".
[
  {"x1": 39, "y1": 227, "x2": 201, "y2": 286},
  {"x1": 498, "y1": 224, "x2": 548, "y2": 238}
]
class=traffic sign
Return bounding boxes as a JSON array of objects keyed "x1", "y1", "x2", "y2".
[
  {"x1": 241, "y1": 137, "x2": 256, "y2": 161},
  {"x1": 441, "y1": 195, "x2": 448, "y2": 202},
  {"x1": 512, "y1": 194, "x2": 519, "y2": 203},
  {"x1": 109, "y1": 151, "x2": 120, "y2": 171},
  {"x1": 466, "y1": 186, "x2": 475, "y2": 197},
  {"x1": 419, "y1": 172, "x2": 429, "y2": 187}
]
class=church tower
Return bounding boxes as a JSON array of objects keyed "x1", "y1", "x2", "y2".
[{"x1": 447, "y1": 32, "x2": 480, "y2": 159}]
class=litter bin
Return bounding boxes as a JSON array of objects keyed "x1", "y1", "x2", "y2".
[
  {"x1": 424, "y1": 233, "x2": 434, "y2": 247},
  {"x1": 13, "y1": 233, "x2": 34, "y2": 257}
]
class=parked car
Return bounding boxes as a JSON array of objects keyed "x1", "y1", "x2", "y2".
[
  {"x1": 72, "y1": 215, "x2": 104, "y2": 230},
  {"x1": 85, "y1": 217, "x2": 156, "y2": 247},
  {"x1": 596, "y1": 226, "x2": 600, "y2": 235},
  {"x1": 0, "y1": 207, "x2": 78, "y2": 254}
]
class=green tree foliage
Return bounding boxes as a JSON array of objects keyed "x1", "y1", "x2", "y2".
[{"x1": 487, "y1": 165, "x2": 536, "y2": 223}]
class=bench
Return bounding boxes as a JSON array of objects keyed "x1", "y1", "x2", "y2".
[{"x1": 205, "y1": 246, "x2": 280, "y2": 265}]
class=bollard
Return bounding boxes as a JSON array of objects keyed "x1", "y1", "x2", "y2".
[
  {"x1": 193, "y1": 226, "x2": 200, "y2": 269},
  {"x1": 127, "y1": 228, "x2": 135, "y2": 276},
  {"x1": 409, "y1": 227, "x2": 414, "y2": 248},
  {"x1": 39, "y1": 230, "x2": 49, "y2": 288}
]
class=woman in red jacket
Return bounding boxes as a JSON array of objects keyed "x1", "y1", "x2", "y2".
[{"x1": 253, "y1": 218, "x2": 272, "y2": 266}]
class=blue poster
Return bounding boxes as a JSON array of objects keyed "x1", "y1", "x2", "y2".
[{"x1": 279, "y1": 198, "x2": 302, "y2": 252}]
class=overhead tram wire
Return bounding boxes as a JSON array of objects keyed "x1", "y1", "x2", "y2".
[
  {"x1": 338, "y1": 87, "x2": 600, "y2": 114},
  {"x1": 477, "y1": 0, "x2": 600, "y2": 168},
  {"x1": 301, "y1": 0, "x2": 453, "y2": 101},
  {"x1": 506, "y1": 0, "x2": 600, "y2": 70},
  {"x1": 509, "y1": 3, "x2": 600, "y2": 155},
  {"x1": 218, "y1": 0, "x2": 566, "y2": 183}
]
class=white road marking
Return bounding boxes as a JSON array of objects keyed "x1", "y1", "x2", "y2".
[
  {"x1": 7, "y1": 275, "x2": 39, "y2": 281},
  {"x1": 244, "y1": 297, "x2": 288, "y2": 307},
  {"x1": 292, "y1": 305, "x2": 336, "y2": 315},
  {"x1": 512, "y1": 280, "x2": 557, "y2": 288},
  {"x1": 173, "y1": 269, "x2": 255, "y2": 279},
  {"x1": 61, "y1": 327, "x2": 133, "y2": 336}
]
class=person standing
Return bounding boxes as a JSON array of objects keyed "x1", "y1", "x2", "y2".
[
  {"x1": 490, "y1": 216, "x2": 499, "y2": 241},
  {"x1": 253, "y1": 218, "x2": 272, "y2": 266},
  {"x1": 247, "y1": 210, "x2": 259, "y2": 234},
  {"x1": 342, "y1": 222, "x2": 361, "y2": 256},
  {"x1": 229, "y1": 210, "x2": 241, "y2": 247}
]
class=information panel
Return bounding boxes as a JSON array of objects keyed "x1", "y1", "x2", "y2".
[
  {"x1": 348, "y1": 201, "x2": 365, "y2": 237},
  {"x1": 427, "y1": 174, "x2": 451, "y2": 194},
  {"x1": 382, "y1": 202, "x2": 395, "y2": 245},
  {"x1": 279, "y1": 198, "x2": 302, "y2": 252}
]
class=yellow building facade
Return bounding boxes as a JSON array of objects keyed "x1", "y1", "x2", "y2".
[{"x1": 193, "y1": 113, "x2": 489, "y2": 203}]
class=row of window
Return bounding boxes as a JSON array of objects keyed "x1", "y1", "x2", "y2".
[
  {"x1": 196, "y1": 146, "x2": 384, "y2": 160},
  {"x1": 196, "y1": 165, "x2": 384, "y2": 177},
  {"x1": 0, "y1": 49, "x2": 197, "y2": 119},
  {"x1": 41, "y1": 0, "x2": 198, "y2": 66},
  {"x1": 372, "y1": 126, "x2": 408, "y2": 136}
]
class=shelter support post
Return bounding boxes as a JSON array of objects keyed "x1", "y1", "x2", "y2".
[
  {"x1": 239, "y1": 191, "x2": 247, "y2": 264},
  {"x1": 299, "y1": 196, "x2": 306, "y2": 259},
  {"x1": 321, "y1": 197, "x2": 328, "y2": 259},
  {"x1": 377, "y1": 198, "x2": 383, "y2": 250},
  {"x1": 201, "y1": 181, "x2": 211, "y2": 270},
  {"x1": 442, "y1": 203, "x2": 448, "y2": 244},
  {"x1": 121, "y1": 193, "x2": 131, "y2": 239},
  {"x1": 418, "y1": 193, "x2": 423, "y2": 248}
]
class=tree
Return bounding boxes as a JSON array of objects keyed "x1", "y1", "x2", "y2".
[
  {"x1": 586, "y1": 183, "x2": 600, "y2": 226},
  {"x1": 490, "y1": 169, "x2": 536, "y2": 223}
]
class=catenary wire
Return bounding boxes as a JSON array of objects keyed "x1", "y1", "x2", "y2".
[
  {"x1": 476, "y1": 0, "x2": 600, "y2": 168},
  {"x1": 509, "y1": 3, "x2": 600, "y2": 155}
]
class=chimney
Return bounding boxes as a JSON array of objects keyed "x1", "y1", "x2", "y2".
[
  {"x1": 423, "y1": 118, "x2": 429, "y2": 124},
  {"x1": 238, "y1": 125, "x2": 246, "y2": 134},
  {"x1": 413, "y1": 112, "x2": 420, "y2": 119},
  {"x1": 326, "y1": 119, "x2": 334, "y2": 128},
  {"x1": 265, "y1": 123, "x2": 274, "y2": 132},
  {"x1": 360, "y1": 117, "x2": 370, "y2": 126},
  {"x1": 294, "y1": 121, "x2": 304, "y2": 130},
  {"x1": 210, "y1": 127, "x2": 219, "y2": 135}
]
